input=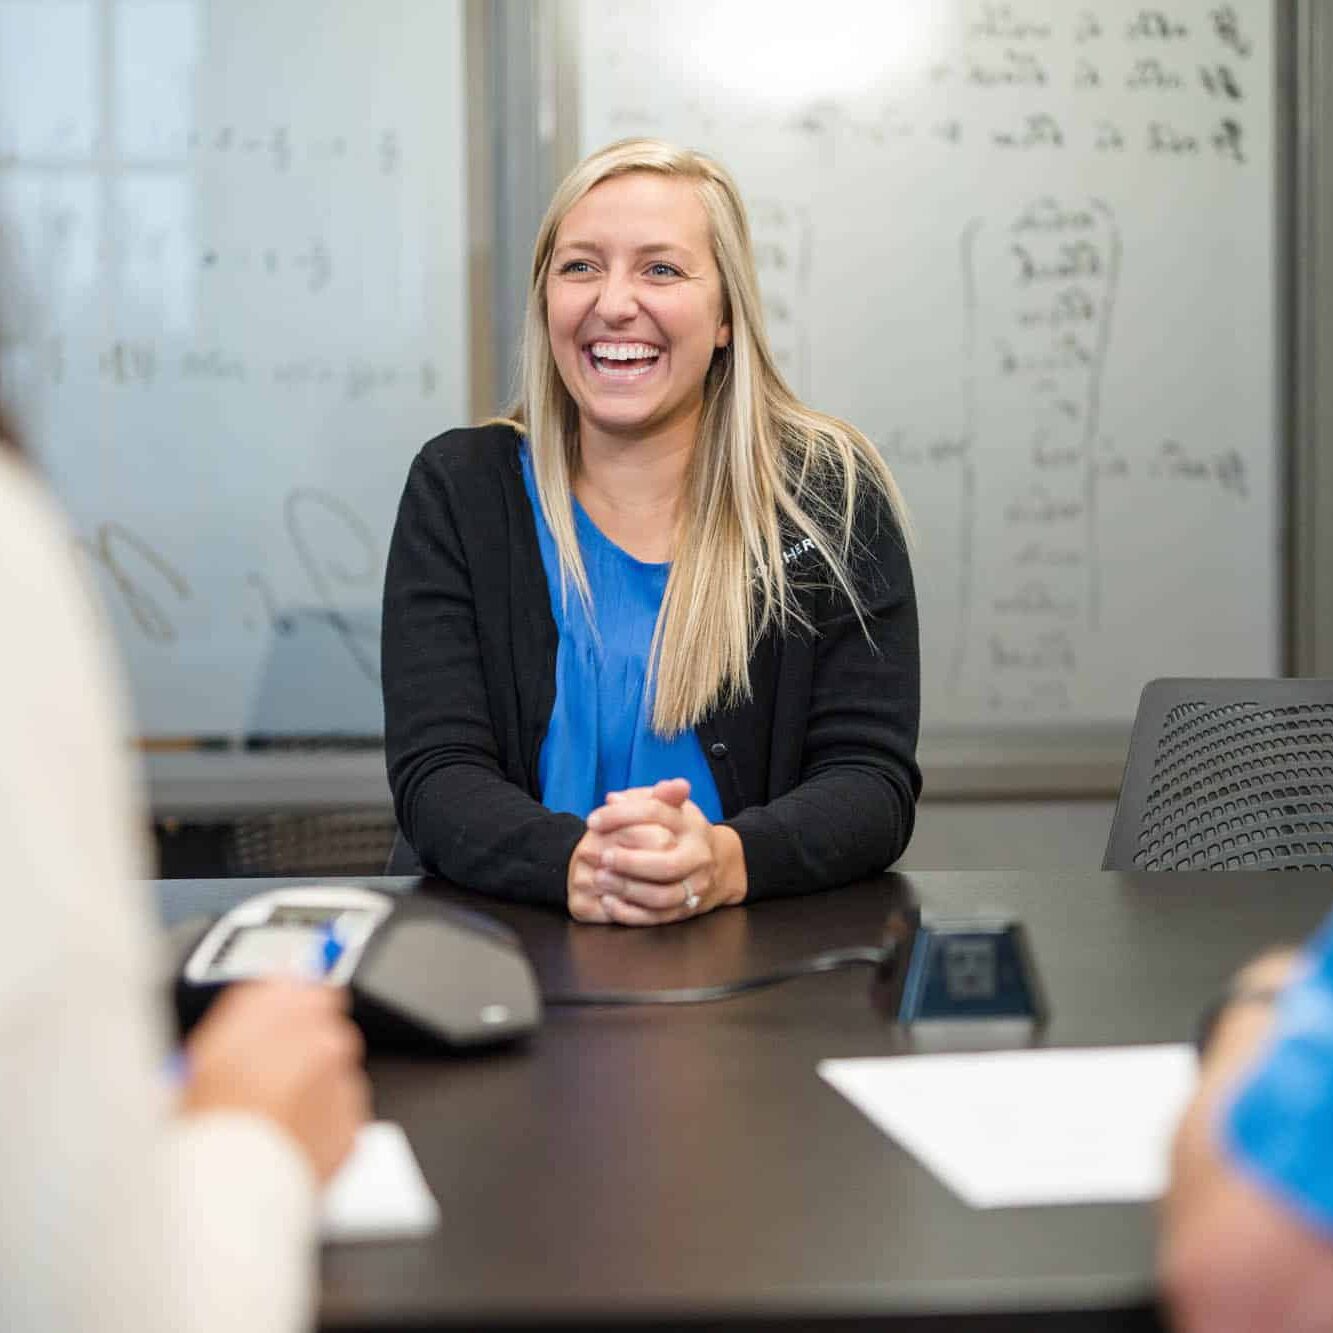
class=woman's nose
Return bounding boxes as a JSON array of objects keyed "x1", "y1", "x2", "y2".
[{"x1": 594, "y1": 270, "x2": 638, "y2": 323}]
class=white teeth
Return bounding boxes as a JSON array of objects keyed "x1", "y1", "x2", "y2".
[{"x1": 590, "y1": 342, "x2": 661, "y2": 361}]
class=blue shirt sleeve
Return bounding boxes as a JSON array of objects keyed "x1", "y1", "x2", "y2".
[{"x1": 1222, "y1": 909, "x2": 1333, "y2": 1235}]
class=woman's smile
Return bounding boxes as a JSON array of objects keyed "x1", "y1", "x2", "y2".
[
  {"x1": 545, "y1": 171, "x2": 730, "y2": 443},
  {"x1": 584, "y1": 339, "x2": 665, "y2": 383}
]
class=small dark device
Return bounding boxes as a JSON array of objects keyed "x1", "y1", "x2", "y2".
[
  {"x1": 175, "y1": 886, "x2": 542, "y2": 1051},
  {"x1": 877, "y1": 904, "x2": 1048, "y2": 1025}
]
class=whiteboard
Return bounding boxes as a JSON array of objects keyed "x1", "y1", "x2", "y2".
[
  {"x1": 578, "y1": 0, "x2": 1281, "y2": 730},
  {"x1": 0, "y1": 0, "x2": 467, "y2": 739}
]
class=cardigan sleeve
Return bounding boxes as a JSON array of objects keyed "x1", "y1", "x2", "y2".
[
  {"x1": 724, "y1": 487, "x2": 922, "y2": 899},
  {"x1": 381, "y1": 438, "x2": 585, "y2": 905}
]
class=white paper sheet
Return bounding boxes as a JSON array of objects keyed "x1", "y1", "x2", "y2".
[
  {"x1": 320, "y1": 1120, "x2": 441, "y2": 1242},
  {"x1": 819, "y1": 1044, "x2": 1198, "y2": 1209}
]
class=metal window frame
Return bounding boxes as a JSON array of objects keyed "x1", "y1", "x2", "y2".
[{"x1": 1291, "y1": 0, "x2": 1333, "y2": 676}]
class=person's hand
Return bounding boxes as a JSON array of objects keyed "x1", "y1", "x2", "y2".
[
  {"x1": 567, "y1": 777, "x2": 747, "y2": 927},
  {"x1": 1159, "y1": 947, "x2": 1317, "y2": 1333},
  {"x1": 565, "y1": 784, "x2": 683, "y2": 922},
  {"x1": 566, "y1": 822, "x2": 616, "y2": 922},
  {"x1": 179, "y1": 979, "x2": 371, "y2": 1185},
  {"x1": 1195, "y1": 948, "x2": 1300, "y2": 1072}
]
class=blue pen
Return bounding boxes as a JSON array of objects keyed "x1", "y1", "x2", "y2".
[
  {"x1": 314, "y1": 921, "x2": 346, "y2": 979},
  {"x1": 165, "y1": 923, "x2": 344, "y2": 1087}
]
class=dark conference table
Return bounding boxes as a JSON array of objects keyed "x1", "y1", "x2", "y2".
[{"x1": 155, "y1": 870, "x2": 1333, "y2": 1332}]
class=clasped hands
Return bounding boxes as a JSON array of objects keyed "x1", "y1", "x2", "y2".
[{"x1": 567, "y1": 776, "x2": 747, "y2": 925}]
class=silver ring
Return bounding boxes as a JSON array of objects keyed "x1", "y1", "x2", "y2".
[{"x1": 683, "y1": 879, "x2": 701, "y2": 912}]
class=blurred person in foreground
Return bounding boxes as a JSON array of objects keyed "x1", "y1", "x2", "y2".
[
  {"x1": 1162, "y1": 921, "x2": 1333, "y2": 1332},
  {"x1": 0, "y1": 420, "x2": 370, "y2": 1333}
]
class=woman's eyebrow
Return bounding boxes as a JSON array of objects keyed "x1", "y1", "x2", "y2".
[
  {"x1": 632, "y1": 241, "x2": 694, "y2": 256},
  {"x1": 553, "y1": 239, "x2": 698, "y2": 259}
]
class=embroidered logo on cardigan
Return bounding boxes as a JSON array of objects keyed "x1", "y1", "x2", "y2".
[{"x1": 781, "y1": 537, "x2": 816, "y2": 565}]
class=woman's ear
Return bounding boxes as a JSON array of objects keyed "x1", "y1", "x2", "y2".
[{"x1": 715, "y1": 321, "x2": 732, "y2": 349}]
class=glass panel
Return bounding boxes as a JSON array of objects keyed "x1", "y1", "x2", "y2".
[{"x1": 0, "y1": 0, "x2": 469, "y2": 740}]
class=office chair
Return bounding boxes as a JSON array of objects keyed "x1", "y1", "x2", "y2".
[
  {"x1": 227, "y1": 811, "x2": 398, "y2": 877},
  {"x1": 1103, "y1": 678, "x2": 1333, "y2": 871}
]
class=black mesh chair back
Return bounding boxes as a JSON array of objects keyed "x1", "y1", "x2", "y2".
[
  {"x1": 1103, "y1": 678, "x2": 1333, "y2": 872},
  {"x1": 226, "y1": 811, "x2": 398, "y2": 877}
]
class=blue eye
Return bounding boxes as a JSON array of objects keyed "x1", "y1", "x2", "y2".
[
  {"x1": 648, "y1": 262, "x2": 682, "y2": 278},
  {"x1": 558, "y1": 260, "x2": 593, "y2": 275}
]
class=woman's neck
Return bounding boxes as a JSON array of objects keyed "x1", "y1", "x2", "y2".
[{"x1": 573, "y1": 414, "x2": 698, "y2": 563}]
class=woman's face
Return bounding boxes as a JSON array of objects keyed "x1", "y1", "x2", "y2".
[{"x1": 545, "y1": 171, "x2": 731, "y2": 445}]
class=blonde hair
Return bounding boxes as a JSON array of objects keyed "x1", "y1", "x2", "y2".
[{"x1": 497, "y1": 137, "x2": 910, "y2": 736}]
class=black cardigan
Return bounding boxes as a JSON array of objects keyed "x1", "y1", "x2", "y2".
[{"x1": 381, "y1": 424, "x2": 921, "y2": 906}]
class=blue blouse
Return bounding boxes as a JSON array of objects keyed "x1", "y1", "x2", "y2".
[
  {"x1": 1223, "y1": 908, "x2": 1333, "y2": 1234},
  {"x1": 518, "y1": 444, "x2": 723, "y2": 822}
]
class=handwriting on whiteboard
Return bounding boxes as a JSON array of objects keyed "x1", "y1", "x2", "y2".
[
  {"x1": 594, "y1": 1, "x2": 1257, "y2": 168},
  {"x1": 82, "y1": 488, "x2": 382, "y2": 686}
]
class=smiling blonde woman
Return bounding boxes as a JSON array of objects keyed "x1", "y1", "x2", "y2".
[{"x1": 382, "y1": 138, "x2": 921, "y2": 926}]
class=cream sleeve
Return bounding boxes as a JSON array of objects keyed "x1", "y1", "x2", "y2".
[{"x1": 0, "y1": 454, "x2": 319, "y2": 1333}]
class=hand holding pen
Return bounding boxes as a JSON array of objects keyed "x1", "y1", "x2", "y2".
[{"x1": 172, "y1": 930, "x2": 369, "y2": 1184}]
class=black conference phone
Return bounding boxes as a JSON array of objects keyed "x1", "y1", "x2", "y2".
[{"x1": 174, "y1": 885, "x2": 542, "y2": 1051}]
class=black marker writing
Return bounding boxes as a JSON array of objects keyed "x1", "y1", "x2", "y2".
[
  {"x1": 284, "y1": 488, "x2": 380, "y2": 682},
  {"x1": 77, "y1": 522, "x2": 190, "y2": 642}
]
